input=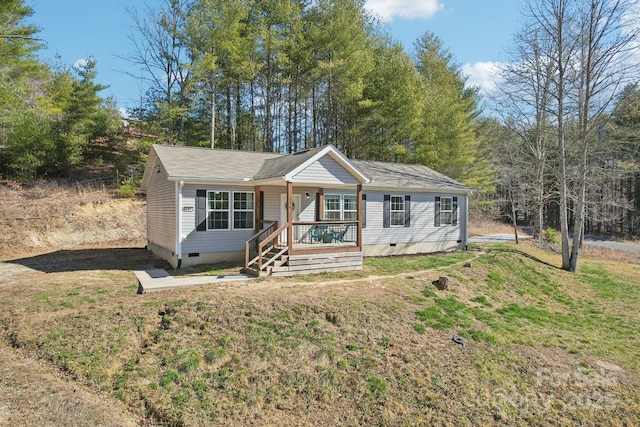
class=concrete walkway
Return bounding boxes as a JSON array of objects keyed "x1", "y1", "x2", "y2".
[{"x1": 135, "y1": 268, "x2": 255, "y2": 293}]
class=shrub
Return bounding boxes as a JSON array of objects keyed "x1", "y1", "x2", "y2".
[
  {"x1": 544, "y1": 228, "x2": 559, "y2": 244},
  {"x1": 117, "y1": 177, "x2": 137, "y2": 198}
]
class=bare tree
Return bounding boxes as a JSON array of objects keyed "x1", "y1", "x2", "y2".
[
  {"x1": 500, "y1": 0, "x2": 639, "y2": 272},
  {"x1": 567, "y1": 0, "x2": 640, "y2": 271},
  {"x1": 124, "y1": 0, "x2": 192, "y2": 142},
  {"x1": 497, "y1": 25, "x2": 557, "y2": 240}
]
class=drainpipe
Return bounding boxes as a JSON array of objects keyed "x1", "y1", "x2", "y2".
[{"x1": 176, "y1": 180, "x2": 185, "y2": 268}]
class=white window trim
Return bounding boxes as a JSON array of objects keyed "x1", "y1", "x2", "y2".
[
  {"x1": 343, "y1": 194, "x2": 357, "y2": 221},
  {"x1": 207, "y1": 191, "x2": 230, "y2": 231},
  {"x1": 324, "y1": 193, "x2": 358, "y2": 221},
  {"x1": 324, "y1": 194, "x2": 342, "y2": 220},
  {"x1": 440, "y1": 196, "x2": 453, "y2": 226},
  {"x1": 232, "y1": 191, "x2": 255, "y2": 230},
  {"x1": 390, "y1": 195, "x2": 405, "y2": 227}
]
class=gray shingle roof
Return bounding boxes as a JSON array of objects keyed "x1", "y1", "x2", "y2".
[
  {"x1": 254, "y1": 146, "x2": 325, "y2": 180},
  {"x1": 152, "y1": 144, "x2": 280, "y2": 181},
  {"x1": 146, "y1": 144, "x2": 473, "y2": 193},
  {"x1": 354, "y1": 160, "x2": 471, "y2": 193}
]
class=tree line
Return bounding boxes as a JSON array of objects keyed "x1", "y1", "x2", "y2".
[
  {"x1": 0, "y1": 0, "x2": 122, "y2": 179},
  {"x1": 126, "y1": 0, "x2": 486, "y2": 187}
]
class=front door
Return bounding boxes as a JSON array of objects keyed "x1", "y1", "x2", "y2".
[{"x1": 280, "y1": 193, "x2": 301, "y2": 244}]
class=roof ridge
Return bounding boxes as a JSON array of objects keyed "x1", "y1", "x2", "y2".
[{"x1": 153, "y1": 144, "x2": 282, "y2": 156}]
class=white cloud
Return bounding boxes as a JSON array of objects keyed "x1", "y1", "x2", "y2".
[
  {"x1": 462, "y1": 61, "x2": 504, "y2": 95},
  {"x1": 73, "y1": 57, "x2": 90, "y2": 71},
  {"x1": 365, "y1": 0, "x2": 444, "y2": 22}
]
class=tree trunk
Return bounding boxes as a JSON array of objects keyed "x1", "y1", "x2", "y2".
[
  {"x1": 210, "y1": 79, "x2": 216, "y2": 149},
  {"x1": 509, "y1": 183, "x2": 520, "y2": 245}
]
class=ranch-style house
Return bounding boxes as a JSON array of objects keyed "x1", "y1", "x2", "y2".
[{"x1": 141, "y1": 144, "x2": 473, "y2": 276}]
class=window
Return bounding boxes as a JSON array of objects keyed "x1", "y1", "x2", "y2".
[
  {"x1": 440, "y1": 197, "x2": 453, "y2": 225},
  {"x1": 207, "y1": 191, "x2": 229, "y2": 230},
  {"x1": 343, "y1": 195, "x2": 357, "y2": 221},
  {"x1": 390, "y1": 195, "x2": 404, "y2": 226},
  {"x1": 233, "y1": 192, "x2": 254, "y2": 229},
  {"x1": 324, "y1": 194, "x2": 358, "y2": 221},
  {"x1": 324, "y1": 195, "x2": 341, "y2": 220}
]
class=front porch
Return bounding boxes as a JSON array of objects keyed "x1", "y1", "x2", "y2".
[
  {"x1": 242, "y1": 145, "x2": 369, "y2": 276},
  {"x1": 244, "y1": 220, "x2": 363, "y2": 276}
]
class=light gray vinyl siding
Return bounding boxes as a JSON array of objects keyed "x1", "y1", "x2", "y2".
[
  {"x1": 297, "y1": 188, "x2": 317, "y2": 221},
  {"x1": 173, "y1": 183, "x2": 466, "y2": 256},
  {"x1": 290, "y1": 155, "x2": 360, "y2": 185},
  {"x1": 181, "y1": 184, "x2": 256, "y2": 254},
  {"x1": 146, "y1": 159, "x2": 176, "y2": 252},
  {"x1": 261, "y1": 186, "x2": 282, "y2": 224},
  {"x1": 261, "y1": 186, "x2": 318, "y2": 224},
  {"x1": 362, "y1": 191, "x2": 466, "y2": 245}
]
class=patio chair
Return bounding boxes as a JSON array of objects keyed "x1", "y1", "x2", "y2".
[
  {"x1": 309, "y1": 224, "x2": 329, "y2": 243},
  {"x1": 331, "y1": 225, "x2": 350, "y2": 243}
]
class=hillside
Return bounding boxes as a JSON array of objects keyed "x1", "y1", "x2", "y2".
[
  {"x1": 0, "y1": 181, "x2": 146, "y2": 256},
  {"x1": 1, "y1": 182, "x2": 640, "y2": 426}
]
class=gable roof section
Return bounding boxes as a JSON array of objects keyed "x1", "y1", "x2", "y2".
[
  {"x1": 354, "y1": 160, "x2": 473, "y2": 193},
  {"x1": 252, "y1": 146, "x2": 322, "y2": 180},
  {"x1": 255, "y1": 144, "x2": 370, "y2": 184}
]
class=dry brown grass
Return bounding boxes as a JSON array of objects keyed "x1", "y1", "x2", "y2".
[
  {"x1": 468, "y1": 218, "x2": 526, "y2": 236},
  {"x1": 1, "y1": 241, "x2": 639, "y2": 425}
]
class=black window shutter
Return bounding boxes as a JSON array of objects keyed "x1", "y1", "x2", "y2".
[
  {"x1": 315, "y1": 192, "x2": 320, "y2": 221},
  {"x1": 362, "y1": 194, "x2": 367, "y2": 228},
  {"x1": 196, "y1": 189, "x2": 207, "y2": 231},
  {"x1": 260, "y1": 191, "x2": 264, "y2": 224},
  {"x1": 435, "y1": 196, "x2": 441, "y2": 227},
  {"x1": 383, "y1": 194, "x2": 390, "y2": 228},
  {"x1": 404, "y1": 195, "x2": 411, "y2": 227},
  {"x1": 452, "y1": 196, "x2": 458, "y2": 226}
]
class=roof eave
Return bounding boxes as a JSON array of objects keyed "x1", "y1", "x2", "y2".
[
  {"x1": 362, "y1": 184, "x2": 473, "y2": 194},
  {"x1": 167, "y1": 176, "x2": 256, "y2": 185}
]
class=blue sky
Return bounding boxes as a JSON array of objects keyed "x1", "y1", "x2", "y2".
[{"x1": 28, "y1": 0, "x2": 522, "y2": 114}]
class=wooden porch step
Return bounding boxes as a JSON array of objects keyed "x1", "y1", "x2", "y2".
[
  {"x1": 271, "y1": 263, "x2": 362, "y2": 277},
  {"x1": 287, "y1": 253, "x2": 362, "y2": 266},
  {"x1": 270, "y1": 251, "x2": 363, "y2": 276}
]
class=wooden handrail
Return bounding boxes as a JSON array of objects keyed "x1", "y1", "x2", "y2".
[
  {"x1": 245, "y1": 221, "x2": 277, "y2": 271},
  {"x1": 258, "y1": 222, "x2": 289, "y2": 252},
  {"x1": 245, "y1": 221, "x2": 290, "y2": 273},
  {"x1": 256, "y1": 222, "x2": 290, "y2": 272}
]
